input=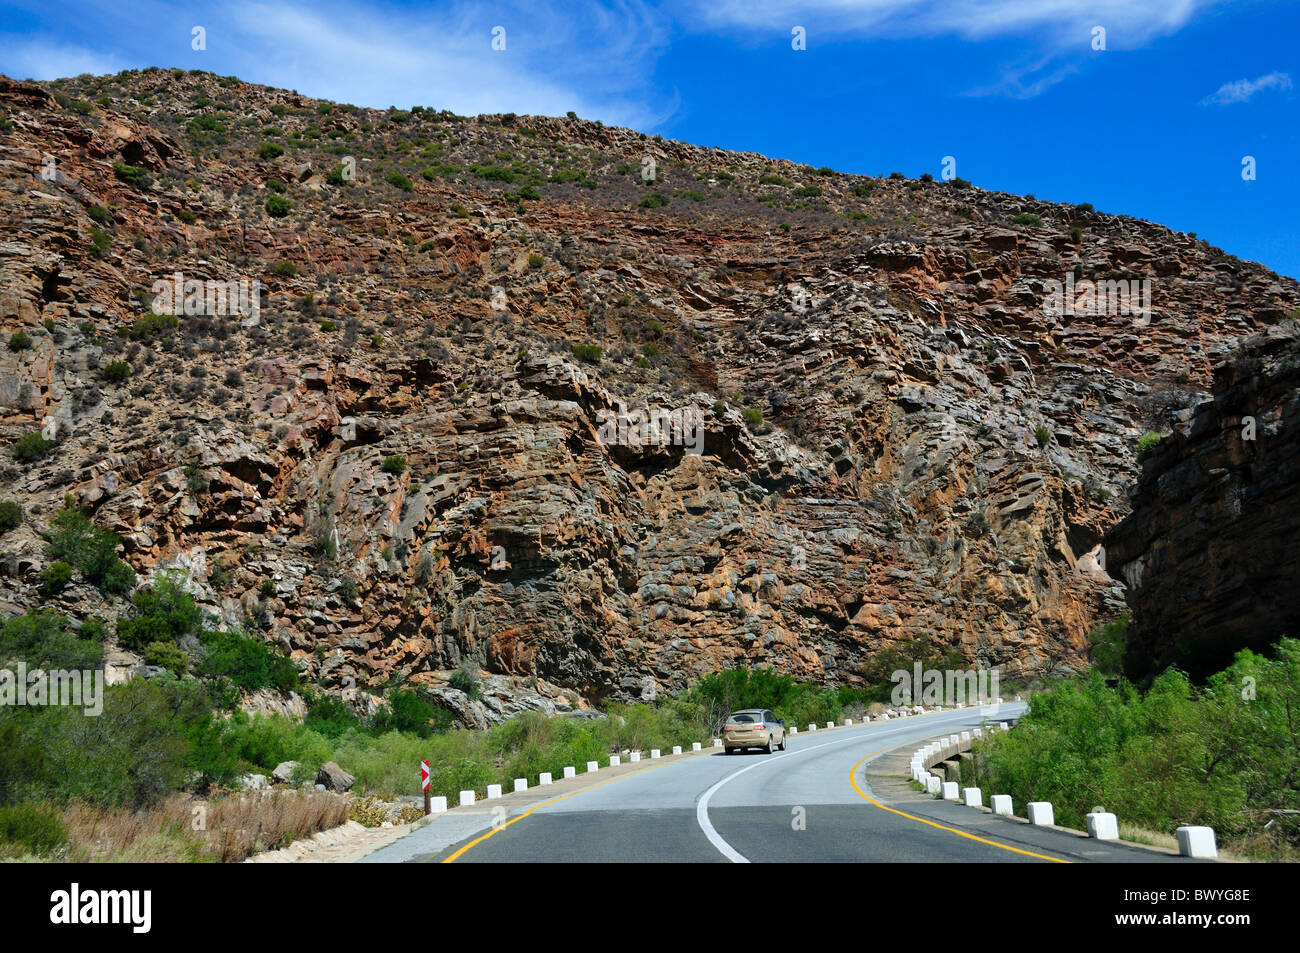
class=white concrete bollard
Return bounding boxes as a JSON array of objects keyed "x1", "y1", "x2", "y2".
[
  {"x1": 609, "y1": 756, "x2": 620, "y2": 767},
  {"x1": 430, "y1": 796, "x2": 448, "y2": 813},
  {"x1": 845, "y1": 719, "x2": 853, "y2": 726},
  {"x1": 563, "y1": 766, "x2": 576, "y2": 779},
  {"x1": 650, "y1": 749, "x2": 661, "y2": 759},
  {"x1": 789, "y1": 727, "x2": 797, "y2": 735},
  {"x1": 692, "y1": 742, "x2": 701, "y2": 752},
  {"x1": 672, "y1": 746, "x2": 682, "y2": 755},
  {"x1": 998, "y1": 722, "x2": 1008, "y2": 731},
  {"x1": 712, "y1": 738, "x2": 722, "y2": 747},
  {"x1": 973, "y1": 727, "x2": 983, "y2": 738},
  {"x1": 513, "y1": 778, "x2": 528, "y2": 793},
  {"x1": 949, "y1": 734, "x2": 960, "y2": 745},
  {"x1": 539, "y1": 772, "x2": 553, "y2": 786},
  {"x1": 960, "y1": 731, "x2": 971, "y2": 742},
  {"x1": 459, "y1": 790, "x2": 475, "y2": 807},
  {"x1": 1176, "y1": 826, "x2": 1218, "y2": 859},
  {"x1": 956, "y1": 702, "x2": 964, "y2": 709},
  {"x1": 630, "y1": 751, "x2": 641, "y2": 761},
  {"x1": 1086, "y1": 812, "x2": 1119, "y2": 841},
  {"x1": 942, "y1": 781, "x2": 960, "y2": 800},
  {"x1": 586, "y1": 761, "x2": 599, "y2": 773},
  {"x1": 990, "y1": 794, "x2": 1013, "y2": 816},
  {"x1": 486, "y1": 784, "x2": 502, "y2": 799},
  {"x1": 926, "y1": 775, "x2": 942, "y2": 795},
  {"x1": 808, "y1": 724, "x2": 817, "y2": 732},
  {"x1": 1027, "y1": 802, "x2": 1054, "y2": 826},
  {"x1": 826, "y1": 722, "x2": 834, "y2": 729},
  {"x1": 962, "y1": 787, "x2": 983, "y2": 808}
]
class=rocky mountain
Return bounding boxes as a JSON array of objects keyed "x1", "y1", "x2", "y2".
[{"x1": 2, "y1": 68, "x2": 1297, "y2": 722}]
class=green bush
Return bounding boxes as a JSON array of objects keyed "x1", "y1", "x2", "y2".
[
  {"x1": 0, "y1": 610, "x2": 103, "y2": 669},
  {"x1": 89, "y1": 228, "x2": 112, "y2": 258},
  {"x1": 380, "y1": 454, "x2": 407, "y2": 475},
  {"x1": 13, "y1": 431, "x2": 56, "y2": 462},
  {"x1": 1136, "y1": 431, "x2": 1166, "y2": 464},
  {"x1": 115, "y1": 573, "x2": 202, "y2": 652},
  {"x1": 968, "y1": 641, "x2": 1300, "y2": 856},
  {"x1": 0, "y1": 500, "x2": 21, "y2": 533},
  {"x1": 742, "y1": 406, "x2": 763, "y2": 428},
  {"x1": 528, "y1": 252, "x2": 544, "y2": 269},
  {"x1": 39, "y1": 561, "x2": 73, "y2": 595},
  {"x1": 516, "y1": 185, "x2": 540, "y2": 200},
  {"x1": 257, "y1": 141, "x2": 285, "y2": 159},
  {"x1": 272, "y1": 260, "x2": 298, "y2": 277},
  {"x1": 385, "y1": 171, "x2": 414, "y2": 192},
  {"x1": 143, "y1": 640, "x2": 189, "y2": 673},
  {"x1": 637, "y1": 192, "x2": 667, "y2": 208},
  {"x1": 112, "y1": 162, "x2": 152, "y2": 190},
  {"x1": 448, "y1": 664, "x2": 481, "y2": 700},
  {"x1": 304, "y1": 692, "x2": 360, "y2": 738},
  {"x1": 1034, "y1": 423, "x2": 1052, "y2": 447},
  {"x1": 265, "y1": 177, "x2": 287, "y2": 193},
  {"x1": 121, "y1": 311, "x2": 178, "y2": 340},
  {"x1": 193, "y1": 627, "x2": 298, "y2": 696},
  {"x1": 0, "y1": 803, "x2": 67, "y2": 857},
  {"x1": 571, "y1": 343, "x2": 602, "y2": 364},
  {"x1": 184, "y1": 464, "x2": 210, "y2": 494},
  {"x1": 1012, "y1": 213, "x2": 1044, "y2": 227},
  {"x1": 265, "y1": 194, "x2": 293, "y2": 217},
  {"x1": 368, "y1": 689, "x2": 453, "y2": 738},
  {"x1": 7, "y1": 331, "x2": 32, "y2": 352},
  {"x1": 45, "y1": 503, "x2": 135, "y2": 595},
  {"x1": 102, "y1": 359, "x2": 131, "y2": 383}
]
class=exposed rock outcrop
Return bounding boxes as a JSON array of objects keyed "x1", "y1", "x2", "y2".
[{"x1": 1105, "y1": 326, "x2": 1300, "y2": 679}]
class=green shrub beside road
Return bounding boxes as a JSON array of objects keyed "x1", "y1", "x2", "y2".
[{"x1": 967, "y1": 638, "x2": 1300, "y2": 860}]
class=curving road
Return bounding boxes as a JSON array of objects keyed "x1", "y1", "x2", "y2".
[{"x1": 359, "y1": 705, "x2": 1199, "y2": 864}]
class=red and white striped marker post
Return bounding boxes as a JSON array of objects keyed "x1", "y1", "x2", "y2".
[{"x1": 421, "y1": 760, "x2": 431, "y2": 816}]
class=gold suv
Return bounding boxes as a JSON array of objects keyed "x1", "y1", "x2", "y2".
[{"x1": 722, "y1": 709, "x2": 786, "y2": 754}]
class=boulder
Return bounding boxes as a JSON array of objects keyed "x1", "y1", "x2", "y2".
[
  {"x1": 316, "y1": 761, "x2": 355, "y2": 792},
  {"x1": 271, "y1": 761, "x2": 299, "y2": 785}
]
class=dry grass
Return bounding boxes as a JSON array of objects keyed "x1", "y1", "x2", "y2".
[{"x1": 62, "y1": 789, "x2": 350, "y2": 863}]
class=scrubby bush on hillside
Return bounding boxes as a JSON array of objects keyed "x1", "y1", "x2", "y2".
[{"x1": 44, "y1": 502, "x2": 135, "y2": 595}]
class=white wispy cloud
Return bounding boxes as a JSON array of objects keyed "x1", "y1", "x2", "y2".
[
  {"x1": 0, "y1": 38, "x2": 126, "y2": 81},
  {"x1": 1200, "y1": 71, "x2": 1293, "y2": 106},
  {"x1": 680, "y1": 0, "x2": 1221, "y2": 45},
  {"x1": 0, "y1": 0, "x2": 675, "y2": 128}
]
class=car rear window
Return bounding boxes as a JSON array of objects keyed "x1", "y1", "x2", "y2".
[{"x1": 727, "y1": 713, "x2": 760, "y2": 723}]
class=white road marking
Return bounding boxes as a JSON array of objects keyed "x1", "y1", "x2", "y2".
[
  {"x1": 695, "y1": 722, "x2": 918, "y2": 863},
  {"x1": 694, "y1": 708, "x2": 1020, "y2": 863}
]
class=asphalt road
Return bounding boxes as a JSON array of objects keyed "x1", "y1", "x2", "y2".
[{"x1": 359, "y1": 705, "x2": 1199, "y2": 863}]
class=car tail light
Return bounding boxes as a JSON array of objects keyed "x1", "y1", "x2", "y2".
[{"x1": 755, "y1": 724, "x2": 766, "y2": 730}]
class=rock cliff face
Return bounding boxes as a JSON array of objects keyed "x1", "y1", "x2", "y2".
[
  {"x1": 1, "y1": 69, "x2": 1298, "y2": 719},
  {"x1": 1105, "y1": 326, "x2": 1300, "y2": 680}
]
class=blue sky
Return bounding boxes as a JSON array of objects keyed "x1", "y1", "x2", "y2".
[{"x1": 2, "y1": 0, "x2": 1297, "y2": 277}]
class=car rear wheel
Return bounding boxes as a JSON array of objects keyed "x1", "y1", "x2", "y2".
[
  {"x1": 725, "y1": 747, "x2": 736, "y2": 755},
  {"x1": 778, "y1": 735, "x2": 786, "y2": 751},
  {"x1": 764, "y1": 736, "x2": 773, "y2": 754}
]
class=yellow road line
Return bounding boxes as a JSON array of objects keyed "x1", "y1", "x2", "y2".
[
  {"x1": 848, "y1": 748, "x2": 1070, "y2": 863},
  {"x1": 442, "y1": 761, "x2": 677, "y2": 862}
]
